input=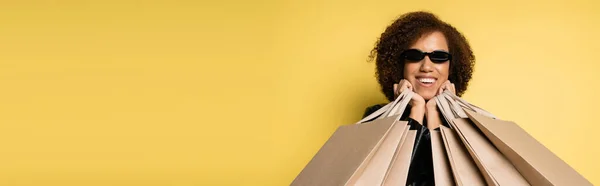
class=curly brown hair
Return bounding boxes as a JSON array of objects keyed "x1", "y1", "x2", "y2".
[{"x1": 368, "y1": 11, "x2": 475, "y2": 102}]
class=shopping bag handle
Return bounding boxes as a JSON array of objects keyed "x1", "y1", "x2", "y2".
[
  {"x1": 436, "y1": 91, "x2": 499, "y2": 129},
  {"x1": 442, "y1": 93, "x2": 468, "y2": 118},
  {"x1": 356, "y1": 88, "x2": 413, "y2": 124},
  {"x1": 385, "y1": 90, "x2": 414, "y2": 117},
  {"x1": 441, "y1": 90, "x2": 496, "y2": 119},
  {"x1": 435, "y1": 94, "x2": 457, "y2": 129}
]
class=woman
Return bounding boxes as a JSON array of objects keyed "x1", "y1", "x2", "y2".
[{"x1": 364, "y1": 11, "x2": 475, "y2": 185}]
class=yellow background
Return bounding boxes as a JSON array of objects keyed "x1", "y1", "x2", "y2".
[{"x1": 1, "y1": 0, "x2": 598, "y2": 185}]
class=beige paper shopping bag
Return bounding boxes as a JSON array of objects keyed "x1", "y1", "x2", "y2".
[
  {"x1": 452, "y1": 118, "x2": 529, "y2": 186},
  {"x1": 350, "y1": 121, "x2": 410, "y2": 186},
  {"x1": 291, "y1": 116, "x2": 400, "y2": 186},
  {"x1": 437, "y1": 94, "x2": 529, "y2": 186},
  {"x1": 464, "y1": 109, "x2": 593, "y2": 186},
  {"x1": 348, "y1": 91, "x2": 415, "y2": 185},
  {"x1": 291, "y1": 90, "x2": 414, "y2": 186},
  {"x1": 381, "y1": 129, "x2": 417, "y2": 186},
  {"x1": 439, "y1": 126, "x2": 486, "y2": 186},
  {"x1": 431, "y1": 129, "x2": 454, "y2": 186}
]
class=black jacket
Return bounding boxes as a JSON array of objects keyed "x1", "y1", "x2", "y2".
[{"x1": 363, "y1": 104, "x2": 437, "y2": 186}]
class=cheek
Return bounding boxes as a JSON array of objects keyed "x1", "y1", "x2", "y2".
[
  {"x1": 403, "y1": 63, "x2": 419, "y2": 78},
  {"x1": 436, "y1": 64, "x2": 450, "y2": 79}
]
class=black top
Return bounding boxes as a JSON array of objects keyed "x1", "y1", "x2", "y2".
[{"x1": 363, "y1": 104, "x2": 436, "y2": 186}]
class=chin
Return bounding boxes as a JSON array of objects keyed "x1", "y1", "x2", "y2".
[{"x1": 416, "y1": 91, "x2": 436, "y2": 101}]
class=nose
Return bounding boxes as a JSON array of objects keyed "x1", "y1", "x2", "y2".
[{"x1": 419, "y1": 56, "x2": 434, "y2": 72}]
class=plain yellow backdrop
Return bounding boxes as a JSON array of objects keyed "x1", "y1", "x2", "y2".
[{"x1": 0, "y1": 0, "x2": 599, "y2": 185}]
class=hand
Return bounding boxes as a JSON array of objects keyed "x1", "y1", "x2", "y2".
[
  {"x1": 394, "y1": 79, "x2": 425, "y2": 107},
  {"x1": 424, "y1": 80, "x2": 452, "y2": 122},
  {"x1": 425, "y1": 99, "x2": 442, "y2": 129},
  {"x1": 424, "y1": 80, "x2": 455, "y2": 129},
  {"x1": 437, "y1": 80, "x2": 456, "y2": 96},
  {"x1": 428, "y1": 80, "x2": 455, "y2": 110},
  {"x1": 426, "y1": 97, "x2": 437, "y2": 111},
  {"x1": 394, "y1": 79, "x2": 425, "y2": 124}
]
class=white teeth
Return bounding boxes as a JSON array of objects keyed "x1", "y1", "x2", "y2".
[{"x1": 418, "y1": 78, "x2": 435, "y2": 83}]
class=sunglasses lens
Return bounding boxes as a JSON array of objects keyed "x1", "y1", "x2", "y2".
[
  {"x1": 430, "y1": 51, "x2": 451, "y2": 63},
  {"x1": 402, "y1": 49, "x2": 424, "y2": 62}
]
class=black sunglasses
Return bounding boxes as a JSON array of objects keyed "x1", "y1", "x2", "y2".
[{"x1": 400, "y1": 49, "x2": 452, "y2": 63}]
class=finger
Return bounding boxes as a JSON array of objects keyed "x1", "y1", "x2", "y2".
[
  {"x1": 439, "y1": 84, "x2": 446, "y2": 95},
  {"x1": 451, "y1": 83, "x2": 456, "y2": 95},
  {"x1": 439, "y1": 81, "x2": 447, "y2": 95},
  {"x1": 393, "y1": 84, "x2": 398, "y2": 97},
  {"x1": 441, "y1": 82, "x2": 448, "y2": 93},
  {"x1": 399, "y1": 80, "x2": 409, "y2": 92}
]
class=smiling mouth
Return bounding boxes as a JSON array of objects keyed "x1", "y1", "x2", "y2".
[{"x1": 417, "y1": 77, "x2": 436, "y2": 85}]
